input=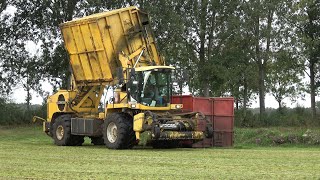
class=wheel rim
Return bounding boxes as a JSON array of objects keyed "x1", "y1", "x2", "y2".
[
  {"x1": 107, "y1": 122, "x2": 117, "y2": 143},
  {"x1": 56, "y1": 125, "x2": 64, "y2": 140}
]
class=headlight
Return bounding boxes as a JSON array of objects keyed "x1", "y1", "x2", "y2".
[
  {"x1": 131, "y1": 104, "x2": 136, "y2": 108},
  {"x1": 175, "y1": 104, "x2": 183, "y2": 109}
]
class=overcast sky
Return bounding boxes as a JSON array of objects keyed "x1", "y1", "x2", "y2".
[{"x1": 11, "y1": 79, "x2": 318, "y2": 108}]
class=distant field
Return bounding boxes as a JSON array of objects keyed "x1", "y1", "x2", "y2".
[{"x1": 0, "y1": 126, "x2": 320, "y2": 179}]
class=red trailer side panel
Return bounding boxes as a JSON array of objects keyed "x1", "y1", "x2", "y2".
[
  {"x1": 193, "y1": 97, "x2": 213, "y2": 115},
  {"x1": 212, "y1": 97, "x2": 234, "y2": 116},
  {"x1": 213, "y1": 132, "x2": 234, "y2": 147},
  {"x1": 171, "y1": 95, "x2": 193, "y2": 112},
  {"x1": 213, "y1": 116, "x2": 233, "y2": 132},
  {"x1": 172, "y1": 95, "x2": 234, "y2": 147}
]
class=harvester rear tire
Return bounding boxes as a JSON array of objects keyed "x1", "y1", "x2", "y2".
[
  {"x1": 52, "y1": 114, "x2": 84, "y2": 146},
  {"x1": 103, "y1": 112, "x2": 136, "y2": 149}
]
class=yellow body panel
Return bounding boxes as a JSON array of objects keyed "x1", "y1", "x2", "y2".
[
  {"x1": 60, "y1": 6, "x2": 163, "y2": 86},
  {"x1": 47, "y1": 86, "x2": 104, "y2": 121},
  {"x1": 106, "y1": 103, "x2": 183, "y2": 111},
  {"x1": 106, "y1": 103, "x2": 129, "y2": 109},
  {"x1": 133, "y1": 113, "x2": 144, "y2": 132},
  {"x1": 47, "y1": 90, "x2": 77, "y2": 122}
]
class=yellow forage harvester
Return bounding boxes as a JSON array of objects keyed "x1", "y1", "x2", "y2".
[{"x1": 37, "y1": 6, "x2": 213, "y2": 149}]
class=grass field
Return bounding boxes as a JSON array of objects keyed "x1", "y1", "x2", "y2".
[{"x1": 0, "y1": 126, "x2": 320, "y2": 179}]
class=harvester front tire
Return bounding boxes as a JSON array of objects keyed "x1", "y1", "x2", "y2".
[
  {"x1": 103, "y1": 112, "x2": 136, "y2": 149},
  {"x1": 52, "y1": 114, "x2": 84, "y2": 146}
]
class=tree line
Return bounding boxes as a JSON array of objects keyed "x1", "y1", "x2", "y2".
[{"x1": 0, "y1": 0, "x2": 320, "y2": 122}]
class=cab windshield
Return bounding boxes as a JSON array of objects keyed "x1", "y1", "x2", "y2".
[{"x1": 130, "y1": 69, "x2": 171, "y2": 107}]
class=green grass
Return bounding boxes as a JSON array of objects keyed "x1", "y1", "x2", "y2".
[{"x1": 0, "y1": 126, "x2": 320, "y2": 179}]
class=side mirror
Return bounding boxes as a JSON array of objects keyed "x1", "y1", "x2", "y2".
[
  {"x1": 130, "y1": 68, "x2": 136, "y2": 80},
  {"x1": 127, "y1": 68, "x2": 138, "y2": 90},
  {"x1": 117, "y1": 67, "x2": 124, "y2": 84},
  {"x1": 128, "y1": 80, "x2": 139, "y2": 89}
]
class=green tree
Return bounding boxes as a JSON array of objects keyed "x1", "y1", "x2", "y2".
[
  {"x1": 223, "y1": 36, "x2": 258, "y2": 110},
  {"x1": 140, "y1": 1, "x2": 190, "y2": 94},
  {"x1": 0, "y1": 0, "x2": 13, "y2": 94},
  {"x1": 2, "y1": 0, "x2": 309, "y2": 114},
  {"x1": 238, "y1": 0, "x2": 298, "y2": 119},
  {"x1": 0, "y1": 0, "x2": 45, "y2": 107},
  {"x1": 0, "y1": 0, "x2": 36, "y2": 97},
  {"x1": 299, "y1": 0, "x2": 320, "y2": 118},
  {"x1": 157, "y1": 0, "x2": 242, "y2": 97},
  {"x1": 267, "y1": 50, "x2": 304, "y2": 111}
]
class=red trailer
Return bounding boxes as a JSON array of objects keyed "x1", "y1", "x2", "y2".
[{"x1": 171, "y1": 95, "x2": 234, "y2": 147}]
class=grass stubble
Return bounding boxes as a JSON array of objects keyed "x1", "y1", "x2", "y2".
[{"x1": 0, "y1": 126, "x2": 319, "y2": 179}]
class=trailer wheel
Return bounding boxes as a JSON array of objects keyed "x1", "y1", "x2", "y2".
[
  {"x1": 52, "y1": 114, "x2": 84, "y2": 146},
  {"x1": 103, "y1": 112, "x2": 136, "y2": 149}
]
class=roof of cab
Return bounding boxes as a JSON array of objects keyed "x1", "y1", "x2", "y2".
[{"x1": 135, "y1": 66, "x2": 175, "y2": 72}]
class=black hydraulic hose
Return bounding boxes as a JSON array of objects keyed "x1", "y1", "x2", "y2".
[{"x1": 144, "y1": 110, "x2": 157, "y2": 122}]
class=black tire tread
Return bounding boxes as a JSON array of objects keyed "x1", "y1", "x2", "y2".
[
  {"x1": 103, "y1": 112, "x2": 136, "y2": 149},
  {"x1": 52, "y1": 114, "x2": 84, "y2": 146}
]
